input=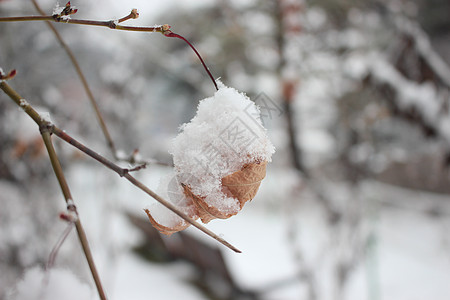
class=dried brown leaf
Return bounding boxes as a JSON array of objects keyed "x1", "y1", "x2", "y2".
[
  {"x1": 185, "y1": 160, "x2": 267, "y2": 223},
  {"x1": 144, "y1": 208, "x2": 192, "y2": 235},
  {"x1": 146, "y1": 160, "x2": 267, "y2": 233}
]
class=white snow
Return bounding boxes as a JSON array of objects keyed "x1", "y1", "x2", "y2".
[
  {"x1": 392, "y1": 12, "x2": 450, "y2": 88},
  {"x1": 169, "y1": 81, "x2": 275, "y2": 216},
  {"x1": 146, "y1": 82, "x2": 275, "y2": 228},
  {"x1": 52, "y1": 3, "x2": 63, "y2": 16},
  {"x1": 9, "y1": 267, "x2": 94, "y2": 300},
  {"x1": 18, "y1": 99, "x2": 29, "y2": 109},
  {"x1": 39, "y1": 112, "x2": 53, "y2": 124},
  {"x1": 368, "y1": 54, "x2": 450, "y2": 145},
  {"x1": 114, "y1": 149, "x2": 128, "y2": 161},
  {"x1": 110, "y1": 253, "x2": 208, "y2": 300}
]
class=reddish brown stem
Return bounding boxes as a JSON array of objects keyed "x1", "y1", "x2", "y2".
[
  {"x1": 165, "y1": 31, "x2": 218, "y2": 91},
  {"x1": 118, "y1": 9, "x2": 139, "y2": 23},
  {"x1": 0, "y1": 14, "x2": 217, "y2": 91}
]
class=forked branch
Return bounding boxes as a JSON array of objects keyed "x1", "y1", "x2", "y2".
[
  {"x1": 31, "y1": 0, "x2": 118, "y2": 158},
  {"x1": 0, "y1": 79, "x2": 241, "y2": 253},
  {"x1": 40, "y1": 128, "x2": 107, "y2": 300}
]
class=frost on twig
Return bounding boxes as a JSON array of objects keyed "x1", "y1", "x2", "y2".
[
  {"x1": 39, "y1": 112, "x2": 53, "y2": 125},
  {"x1": 52, "y1": 1, "x2": 78, "y2": 21},
  {"x1": 18, "y1": 98, "x2": 29, "y2": 110}
]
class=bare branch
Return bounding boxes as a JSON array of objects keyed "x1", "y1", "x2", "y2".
[
  {"x1": 0, "y1": 14, "x2": 166, "y2": 33},
  {"x1": 31, "y1": 0, "x2": 118, "y2": 157},
  {"x1": 40, "y1": 128, "x2": 107, "y2": 300},
  {"x1": 0, "y1": 4, "x2": 218, "y2": 91},
  {"x1": 0, "y1": 80, "x2": 241, "y2": 253}
]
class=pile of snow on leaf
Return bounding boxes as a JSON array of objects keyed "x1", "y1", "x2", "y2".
[{"x1": 145, "y1": 81, "x2": 275, "y2": 234}]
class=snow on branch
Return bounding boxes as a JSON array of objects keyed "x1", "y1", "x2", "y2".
[
  {"x1": 367, "y1": 54, "x2": 450, "y2": 146},
  {"x1": 390, "y1": 9, "x2": 450, "y2": 88}
]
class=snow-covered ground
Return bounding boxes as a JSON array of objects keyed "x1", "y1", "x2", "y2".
[{"x1": 9, "y1": 163, "x2": 449, "y2": 300}]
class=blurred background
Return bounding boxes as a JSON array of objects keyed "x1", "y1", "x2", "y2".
[{"x1": 1, "y1": 0, "x2": 450, "y2": 299}]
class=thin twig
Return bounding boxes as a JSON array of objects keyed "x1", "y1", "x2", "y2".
[
  {"x1": 51, "y1": 126, "x2": 241, "y2": 253},
  {"x1": 40, "y1": 128, "x2": 108, "y2": 300},
  {"x1": 164, "y1": 32, "x2": 218, "y2": 91},
  {"x1": 27, "y1": 1, "x2": 218, "y2": 154},
  {"x1": 31, "y1": 0, "x2": 118, "y2": 157},
  {"x1": 125, "y1": 174, "x2": 241, "y2": 253},
  {"x1": 46, "y1": 222, "x2": 74, "y2": 270},
  {"x1": 0, "y1": 8, "x2": 218, "y2": 91},
  {"x1": 117, "y1": 9, "x2": 139, "y2": 24},
  {"x1": 1, "y1": 77, "x2": 106, "y2": 298},
  {"x1": 0, "y1": 80, "x2": 241, "y2": 253},
  {"x1": 42, "y1": 221, "x2": 73, "y2": 289},
  {"x1": 127, "y1": 163, "x2": 148, "y2": 172},
  {"x1": 0, "y1": 15, "x2": 166, "y2": 33},
  {"x1": 0, "y1": 16, "x2": 52, "y2": 22},
  {"x1": 51, "y1": 126, "x2": 127, "y2": 176}
]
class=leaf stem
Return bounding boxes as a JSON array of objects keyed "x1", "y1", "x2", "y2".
[{"x1": 165, "y1": 31, "x2": 218, "y2": 91}]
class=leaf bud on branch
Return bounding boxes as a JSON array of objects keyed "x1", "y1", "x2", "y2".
[{"x1": 0, "y1": 68, "x2": 17, "y2": 81}]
